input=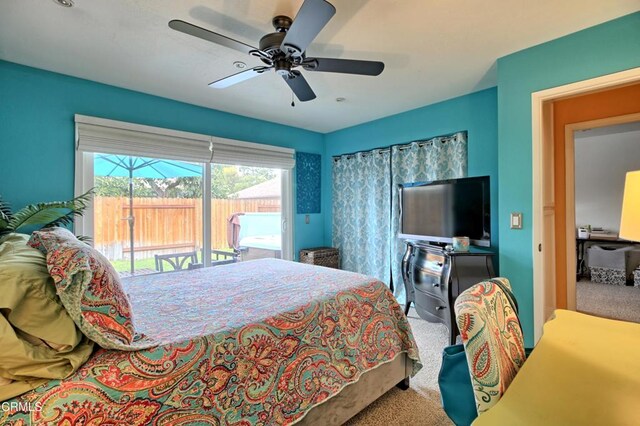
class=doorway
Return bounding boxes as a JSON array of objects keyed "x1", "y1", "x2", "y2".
[
  {"x1": 532, "y1": 69, "x2": 640, "y2": 341},
  {"x1": 571, "y1": 120, "x2": 640, "y2": 322}
]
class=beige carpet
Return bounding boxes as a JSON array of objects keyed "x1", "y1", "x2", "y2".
[
  {"x1": 577, "y1": 279, "x2": 640, "y2": 323},
  {"x1": 346, "y1": 309, "x2": 454, "y2": 426}
]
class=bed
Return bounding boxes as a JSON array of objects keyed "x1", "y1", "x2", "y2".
[{"x1": 1, "y1": 258, "x2": 421, "y2": 425}]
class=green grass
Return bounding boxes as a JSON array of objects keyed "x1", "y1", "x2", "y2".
[{"x1": 110, "y1": 258, "x2": 162, "y2": 273}]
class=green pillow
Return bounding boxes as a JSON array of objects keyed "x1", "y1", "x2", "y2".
[
  {"x1": 0, "y1": 233, "x2": 84, "y2": 349},
  {"x1": 0, "y1": 233, "x2": 94, "y2": 401}
]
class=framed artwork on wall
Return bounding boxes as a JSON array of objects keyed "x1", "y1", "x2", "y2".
[{"x1": 296, "y1": 152, "x2": 321, "y2": 214}]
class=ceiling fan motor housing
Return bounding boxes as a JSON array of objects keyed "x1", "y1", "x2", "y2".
[
  {"x1": 259, "y1": 31, "x2": 286, "y2": 54},
  {"x1": 259, "y1": 19, "x2": 304, "y2": 68}
]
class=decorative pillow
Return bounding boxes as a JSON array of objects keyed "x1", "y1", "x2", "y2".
[
  {"x1": 0, "y1": 233, "x2": 95, "y2": 401},
  {"x1": 28, "y1": 228, "x2": 145, "y2": 350},
  {"x1": 0, "y1": 233, "x2": 86, "y2": 350},
  {"x1": 454, "y1": 278, "x2": 526, "y2": 414}
]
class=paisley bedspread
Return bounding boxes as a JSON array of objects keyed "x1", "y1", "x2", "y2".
[{"x1": 1, "y1": 259, "x2": 421, "y2": 425}]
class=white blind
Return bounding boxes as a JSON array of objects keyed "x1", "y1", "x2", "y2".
[
  {"x1": 212, "y1": 137, "x2": 295, "y2": 169},
  {"x1": 75, "y1": 115, "x2": 212, "y2": 163},
  {"x1": 75, "y1": 115, "x2": 295, "y2": 169}
]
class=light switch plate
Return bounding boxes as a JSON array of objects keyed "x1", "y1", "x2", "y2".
[
  {"x1": 305, "y1": 214, "x2": 310, "y2": 224},
  {"x1": 511, "y1": 212, "x2": 523, "y2": 229}
]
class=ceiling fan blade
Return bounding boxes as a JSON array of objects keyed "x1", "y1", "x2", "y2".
[
  {"x1": 209, "y1": 67, "x2": 270, "y2": 89},
  {"x1": 303, "y1": 58, "x2": 385, "y2": 76},
  {"x1": 282, "y1": 71, "x2": 316, "y2": 102},
  {"x1": 281, "y1": 0, "x2": 336, "y2": 58},
  {"x1": 169, "y1": 19, "x2": 258, "y2": 55}
]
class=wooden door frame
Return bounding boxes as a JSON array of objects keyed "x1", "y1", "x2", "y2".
[
  {"x1": 564, "y1": 112, "x2": 640, "y2": 311},
  {"x1": 531, "y1": 67, "x2": 640, "y2": 342}
]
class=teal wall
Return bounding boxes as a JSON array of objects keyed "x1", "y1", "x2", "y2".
[
  {"x1": 0, "y1": 60, "x2": 325, "y2": 255},
  {"x1": 323, "y1": 87, "x2": 499, "y2": 259},
  {"x1": 497, "y1": 12, "x2": 640, "y2": 345}
]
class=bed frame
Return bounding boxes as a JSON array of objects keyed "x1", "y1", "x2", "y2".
[{"x1": 297, "y1": 353, "x2": 411, "y2": 425}]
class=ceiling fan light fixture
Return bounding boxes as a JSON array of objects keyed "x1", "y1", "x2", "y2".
[
  {"x1": 52, "y1": 0, "x2": 74, "y2": 7},
  {"x1": 275, "y1": 59, "x2": 292, "y2": 77}
]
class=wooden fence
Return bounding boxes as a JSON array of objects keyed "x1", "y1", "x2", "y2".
[{"x1": 94, "y1": 196, "x2": 280, "y2": 260}]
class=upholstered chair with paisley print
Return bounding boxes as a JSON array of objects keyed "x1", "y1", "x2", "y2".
[{"x1": 454, "y1": 278, "x2": 526, "y2": 415}]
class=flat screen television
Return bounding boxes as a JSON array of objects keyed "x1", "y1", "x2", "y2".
[{"x1": 398, "y1": 176, "x2": 491, "y2": 247}]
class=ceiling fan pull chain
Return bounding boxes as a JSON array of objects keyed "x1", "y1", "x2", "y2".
[{"x1": 291, "y1": 91, "x2": 295, "y2": 108}]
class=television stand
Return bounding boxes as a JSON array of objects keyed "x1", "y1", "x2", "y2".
[{"x1": 402, "y1": 241, "x2": 495, "y2": 345}]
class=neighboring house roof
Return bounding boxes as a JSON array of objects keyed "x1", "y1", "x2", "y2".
[{"x1": 232, "y1": 178, "x2": 280, "y2": 199}]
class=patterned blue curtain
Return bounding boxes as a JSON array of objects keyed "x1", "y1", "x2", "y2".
[
  {"x1": 390, "y1": 132, "x2": 468, "y2": 304},
  {"x1": 332, "y1": 150, "x2": 391, "y2": 283},
  {"x1": 331, "y1": 132, "x2": 467, "y2": 304}
]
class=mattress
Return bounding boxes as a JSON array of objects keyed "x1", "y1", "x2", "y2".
[{"x1": 1, "y1": 259, "x2": 421, "y2": 425}]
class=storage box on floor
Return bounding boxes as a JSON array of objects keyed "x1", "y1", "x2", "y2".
[
  {"x1": 588, "y1": 245, "x2": 640, "y2": 285},
  {"x1": 299, "y1": 247, "x2": 340, "y2": 269}
]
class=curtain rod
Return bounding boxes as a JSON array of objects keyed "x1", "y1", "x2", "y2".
[{"x1": 332, "y1": 132, "x2": 463, "y2": 161}]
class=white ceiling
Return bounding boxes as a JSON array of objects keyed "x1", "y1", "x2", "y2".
[{"x1": 1, "y1": 1, "x2": 638, "y2": 133}]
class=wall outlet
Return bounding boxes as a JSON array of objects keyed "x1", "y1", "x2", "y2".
[
  {"x1": 305, "y1": 214, "x2": 310, "y2": 224},
  {"x1": 511, "y1": 212, "x2": 523, "y2": 229}
]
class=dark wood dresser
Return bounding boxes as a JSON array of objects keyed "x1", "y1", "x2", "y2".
[{"x1": 402, "y1": 241, "x2": 495, "y2": 345}]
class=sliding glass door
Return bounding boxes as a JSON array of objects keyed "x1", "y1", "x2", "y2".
[
  {"x1": 92, "y1": 153, "x2": 204, "y2": 276},
  {"x1": 75, "y1": 116, "x2": 295, "y2": 276},
  {"x1": 85, "y1": 157, "x2": 292, "y2": 277},
  {"x1": 210, "y1": 164, "x2": 283, "y2": 264}
]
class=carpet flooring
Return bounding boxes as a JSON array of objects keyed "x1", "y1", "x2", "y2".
[
  {"x1": 577, "y1": 279, "x2": 640, "y2": 323},
  {"x1": 346, "y1": 309, "x2": 453, "y2": 426}
]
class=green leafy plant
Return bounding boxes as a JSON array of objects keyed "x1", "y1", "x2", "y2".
[{"x1": 0, "y1": 190, "x2": 94, "y2": 239}]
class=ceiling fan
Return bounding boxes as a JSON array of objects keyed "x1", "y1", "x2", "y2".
[{"x1": 169, "y1": 0, "x2": 384, "y2": 102}]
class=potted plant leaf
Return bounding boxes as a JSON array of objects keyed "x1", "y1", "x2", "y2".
[{"x1": 0, "y1": 190, "x2": 94, "y2": 242}]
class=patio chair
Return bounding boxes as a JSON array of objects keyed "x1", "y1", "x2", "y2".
[
  {"x1": 154, "y1": 251, "x2": 202, "y2": 272},
  {"x1": 211, "y1": 249, "x2": 239, "y2": 266}
]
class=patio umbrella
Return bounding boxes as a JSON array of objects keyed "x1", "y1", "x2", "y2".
[{"x1": 94, "y1": 154, "x2": 203, "y2": 274}]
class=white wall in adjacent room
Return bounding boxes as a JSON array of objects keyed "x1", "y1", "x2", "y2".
[{"x1": 575, "y1": 121, "x2": 640, "y2": 234}]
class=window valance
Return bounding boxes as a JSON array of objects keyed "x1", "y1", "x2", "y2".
[{"x1": 75, "y1": 115, "x2": 295, "y2": 169}]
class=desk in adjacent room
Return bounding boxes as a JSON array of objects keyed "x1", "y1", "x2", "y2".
[{"x1": 575, "y1": 236, "x2": 632, "y2": 279}]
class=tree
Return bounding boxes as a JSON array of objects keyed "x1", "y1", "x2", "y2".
[
  {"x1": 94, "y1": 165, "x2": 276, "y2": 199},
  {"x1": 140, "y1": 177, "x2": 202, "y2": 198},
  {"x1": 94, "y1": 176, "x2": 201, "y2": 198},
  {"x1": 211, "y1": 165, "x2": 276, "y2": 199}
]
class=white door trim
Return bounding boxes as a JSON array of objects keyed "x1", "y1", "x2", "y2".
[
  {"x1": 281, "y1": 170, "x2": 294, "y2": 261},
  {"x1": 74, "y1": 151, "x2": 95, "y2": 239},
  {"x1": 531, "y1": 67, "x2": 640, "y2": 342}
]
